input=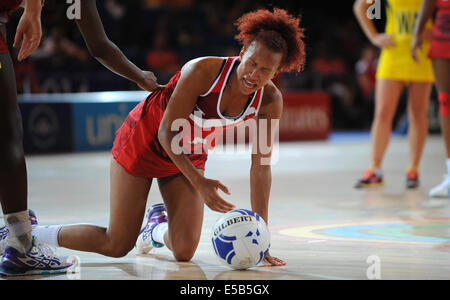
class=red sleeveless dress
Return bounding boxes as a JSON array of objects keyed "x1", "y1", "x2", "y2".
[
  {"x1": 112, "y1": 57, "x2": 264, "y2": 178},
  {"x1": 429, "y1": 0, "x2": 450, "y2": 59}
]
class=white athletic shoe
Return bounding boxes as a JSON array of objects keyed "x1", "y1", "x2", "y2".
[
  {"x1": 136, "y1": 204, "x2": 167, "y2": 254},
  {"x1": 429, "y1": 175, "x2": 450, "y2": 198},
  {"x1": 0, "y1": 210, "x2": 38, "y2": 257},
  {"x1": 0, "y1": 236, "x2": 73, "y2": 276},
  {"x1": 0, "y1": 226, "x2": 7, "y2": 257}
]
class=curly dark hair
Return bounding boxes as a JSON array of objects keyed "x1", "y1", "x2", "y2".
[{"x1": 234, "y1": 8, "x2": 306, "y2": 73}]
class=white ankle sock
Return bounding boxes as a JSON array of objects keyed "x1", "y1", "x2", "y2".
[
  {"x1": 152, "y1": 222, "x2": 168, "y2": 245},
  {"x1": 31, "y1": 225, "x2": 62, "y2": 247},
  {"x1": 4, "y1": 210, "x2": 32, "y2": 253}
]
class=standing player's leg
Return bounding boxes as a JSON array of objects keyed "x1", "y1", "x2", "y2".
[
  {"x1": 433, "y1": 59, "x2": 450, "y2": 158},
  {"x1": 405, "y1": 81, "x2": 432, "y2": 188},
  {"x1": 355, "y1": 79, "x2": 405, "y2": 188},
  {"x1": 57, "y1": 159, "x2": 151, "y2": 257},
  {"x1": 0, "y1": 28, "x2": 75, "y2": 276},
  {"x1": 371, "y1": 79, "x2": 406, "y2": 168},
  {"x1": 430, "y1": 59, "x2": 450, "y2": 197},
  {"x1": 0, "y1": 48, "x2": 31, "y2": 254}
]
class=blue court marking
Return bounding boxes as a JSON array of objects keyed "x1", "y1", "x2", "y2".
[
  {"x1": 323, "y1": 223, "x2": 450, "y2": 243},
  {"x1": 329, "y1": 131, "x2": 404, "y2": 143}
]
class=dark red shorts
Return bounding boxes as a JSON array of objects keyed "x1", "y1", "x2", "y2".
[
  {"x1": 429, "y1": 12, "x2": 450, "y2": 60},
  {"x1": 112, "y1": 86, "x2": 207, "y2": 179}
]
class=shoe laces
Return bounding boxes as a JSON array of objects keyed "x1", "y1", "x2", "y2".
[
  {"x1": 0, "y1": 242, "x2": 5, "y2": 257},
  {"x1": 0, "y1": 226, "x2": 8, "y2": 240},
  {"x1": 150, "y1": 210, "x2": 167, "y2": 222},
  {"x1": 0, "y1": 227, "x2": 8, "y2": 256},
  {"x1": 33, "y1": 237, "x2": 57, "y2": 260}
]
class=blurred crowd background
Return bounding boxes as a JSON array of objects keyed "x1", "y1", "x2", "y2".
[{"x1": 5, "y1": 0, "x2": 439, "y2": 131}]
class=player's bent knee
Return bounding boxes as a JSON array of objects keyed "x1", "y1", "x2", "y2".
[
  {"x1": 103, "y1": 240, "x2": 135, "y2": 258},
  {"x1": 106, "y1": 247, "x2": 133, "y2": 258},
  {"x1": 172, "y1": 243, "x2": 197, "y2": 262},
  {"x1": 173, "y1": 250, "x2": 195, "y2": 262}
]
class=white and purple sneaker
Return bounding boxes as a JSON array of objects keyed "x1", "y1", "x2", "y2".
[
  {"x1": 28, "y1": 209, "x2": 38, "y2": 227},
  {"x1": 0, "y1": 210, "x2": 73, "y2": 276},
  {"x1": 0, "y1": 226, "x2": 7, "y2": 258},
  {"x1": 0, "y1": 236, "x2": 73, "y2": 276},
  {"x1": 136, "y1": 203, "x2": 168, "y2": 254},
  {"x1": 0, "y1": 209, "x2": 38, "y2": 257}
]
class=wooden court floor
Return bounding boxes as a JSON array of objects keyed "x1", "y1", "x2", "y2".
[{"x1": 1, "y1": 135, "x2": 449, "y2": 280}]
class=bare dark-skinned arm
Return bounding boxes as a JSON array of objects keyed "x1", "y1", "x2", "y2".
[
  {"x1": 75, "y1": 0, "x2": 159, "y2": 91},
  {"x1": 413, "y1": 0, "x2": 437, "y2": 37}
]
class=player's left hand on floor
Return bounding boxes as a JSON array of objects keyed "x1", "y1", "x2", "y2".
[{"x1": 262, "y1": 253, "x2": 286, "y2": 267}]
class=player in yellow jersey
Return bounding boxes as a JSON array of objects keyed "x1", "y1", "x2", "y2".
[{"x1": 354, "y1": 0, "x2": 434, "y2": 189}]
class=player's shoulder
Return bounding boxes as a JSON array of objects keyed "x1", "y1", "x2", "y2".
[
  {"x1": 258, "y1": 81, "x2": 283, "y2": 119},
  {"x1": 260, "y1": 81, "x2": 283, "y2": 117},
  {"x1": 176, "y1": 57, "x2": 226, "y2": 95},
  {"x1": 263, "y1": 81, "x2": 282, "y2": 102},
  {"x1": 181, "y1": 56, "x2": 226, "y2": 78}
]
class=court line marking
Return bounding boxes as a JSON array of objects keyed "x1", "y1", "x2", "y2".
[{"x1": 275, "y1": 219, "x2": 450, "y2": 245}]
